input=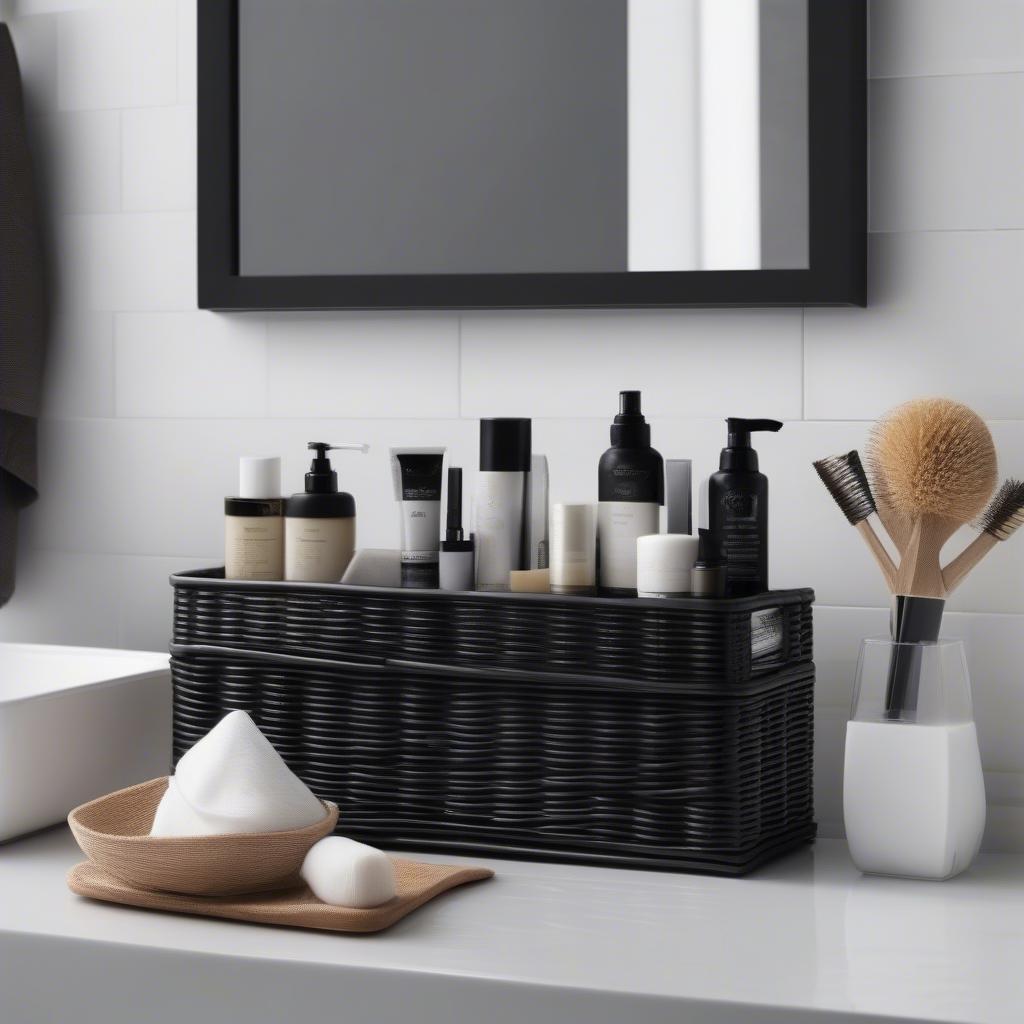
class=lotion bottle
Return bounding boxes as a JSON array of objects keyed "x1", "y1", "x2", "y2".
[
  {"x1": 225, "y1": 456, "x2": 284, "y2": 581},
  {"x1": 707, "y1": 418, "x2": 782, "y2": 596},
  {"x1": 474, "y1": 418, "x2": 531, "y2": 592},
  {"x1": 597, "y1": 391, "x2": 664, "y2": 596},
  {"x1": 285, "y1": 442, "x2": 368, "y2": 583}
]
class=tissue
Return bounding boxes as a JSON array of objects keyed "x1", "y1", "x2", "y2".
[
  {"x1": 150, "y1": 710, "x2": 326, "y2": 837},
  {"x1": 300, "y1": 836, "x2": 396, "y2": 908}
]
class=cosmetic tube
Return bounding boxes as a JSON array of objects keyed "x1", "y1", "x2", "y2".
[
  {"x1": 475, "y1": 419, "x2": 531, "y2": 592},
  {"x1": 550, "y1": 503, "x2": 596, "y2": 595},
  {"x1": 390, "y1": 447, "x2": 445, "y2": 588}
]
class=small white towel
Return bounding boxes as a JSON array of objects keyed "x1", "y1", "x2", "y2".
[
  {"x1": 150, "y1": 710, "x2": 326, "y2": 837},
  {"x1": 300, "y1": 836, "x2": 396, "y2": 907}
]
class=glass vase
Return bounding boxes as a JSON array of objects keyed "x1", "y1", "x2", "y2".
[{"x1": 843, "y1": 638, "x2": 985, "y2": 880}]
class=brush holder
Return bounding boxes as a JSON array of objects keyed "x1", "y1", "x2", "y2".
[{"x1": 843, "y1": 638, "x2": 985, "y2": 880}]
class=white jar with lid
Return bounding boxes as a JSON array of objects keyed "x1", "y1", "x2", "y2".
[{"x1": 636, "y1": 534, "x2": 700, "y2": 598}]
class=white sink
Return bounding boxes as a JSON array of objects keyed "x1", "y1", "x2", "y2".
[{"x1": 0, "y1": 643, "x2": 170, "y2": 843}]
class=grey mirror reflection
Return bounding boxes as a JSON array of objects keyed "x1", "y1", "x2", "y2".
[{"x1": 238, "y1": 0, "x2": 809, "y2": 277}]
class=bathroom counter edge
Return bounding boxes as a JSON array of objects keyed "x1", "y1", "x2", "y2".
[{"x1": 0, "y1": 828, "x2": 1020, "y2": 1024}]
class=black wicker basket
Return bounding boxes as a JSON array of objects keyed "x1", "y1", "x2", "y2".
[{"x1": 170, "y1": 569, "x2": 815, "y2": 874}]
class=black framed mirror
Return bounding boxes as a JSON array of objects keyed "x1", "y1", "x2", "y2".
[{"x1": 199, "y1": 0, "x2": 865, "y2": 310}]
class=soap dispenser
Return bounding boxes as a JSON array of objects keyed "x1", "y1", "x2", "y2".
[
  {"x1": 597, "y1": 391, "x2": 664, "y2": 595},
  {"x1": 707, "y1": 418, "x2": 782, "y2": 597},
  {"x1": 285, "y1": 442, "x2": 368, "y2": 583}
]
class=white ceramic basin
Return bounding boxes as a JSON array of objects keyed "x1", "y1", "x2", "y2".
[{"x1": 0, "y1": 643, "x2": 170, "y2": 843}]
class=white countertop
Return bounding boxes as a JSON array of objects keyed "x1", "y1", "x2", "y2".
[{"x1": 1, "y1": 828, "x2": 1021, "y2": 1024}]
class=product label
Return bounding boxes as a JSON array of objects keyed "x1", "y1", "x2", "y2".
[
  {"x1": 597, "y1": 501, "x2": 659, "y2": 591},
  {"x1": 225, "y1": 516, "x2": 283, "y2": 580},
  {"x1": 475, "y1": 472, "x2": 525, "y2": 589},
  {"x1": 721, "y1": 490, "x2": 760, "y2": 581},
  {"x1": 284, "y1": 518, "x2": 355, "y2": 583},
  {"x1": 607, "y1": 465, "x2": 653, "y2": 501},
  {"x1": 751, "y1": 607, "x2": 784, "y2": 657}
]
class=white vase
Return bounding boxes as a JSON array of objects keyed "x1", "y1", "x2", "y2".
[{"x1": 842, "y1": 638, "x2": 986, "y2": 880}]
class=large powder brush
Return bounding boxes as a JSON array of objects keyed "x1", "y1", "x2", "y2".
[{"x1": 867, "y1": 398, "x2": 997, "y2": 599}]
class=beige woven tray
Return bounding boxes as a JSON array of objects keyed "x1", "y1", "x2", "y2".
[{"x1": 68, "y1": 857, "x2": 493, "y2": 934}]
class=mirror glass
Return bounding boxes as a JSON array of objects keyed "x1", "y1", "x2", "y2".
[{"x1": 238, "y1": 0, "x2": 808, "y2": 277}]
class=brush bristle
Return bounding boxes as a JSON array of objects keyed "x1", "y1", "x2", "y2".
[
  {"x1": 976, "y1": 478, "x2": 1024, "y2": 541},
  {"x1": 814, "y1": 451, "x2": 876, "y2": 525},
  {"x1": 867, "y1": 398, "x2": 997, "y2": 523}
]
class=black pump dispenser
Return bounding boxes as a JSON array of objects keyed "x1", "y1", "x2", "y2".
[
  {"x1": 708, "y1": 418, "x2": 782, "y2": 597},
  {"x1": 720, "y1": 418, "x2": 782, "y2": 471},
  {"x1": 286, "y1": 442, "x2": 367, "y2": 519},
  {"x1": 305, "y1": 442, "x2": 339, "y2": 494}
]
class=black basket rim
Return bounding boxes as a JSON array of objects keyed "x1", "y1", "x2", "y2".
[{"x1": 170, "y1": 566, "x2": 814, "y2": 614}]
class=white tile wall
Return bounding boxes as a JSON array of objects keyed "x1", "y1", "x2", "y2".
[
  {"x1": 56, "y1": 0, "x2": 176, "y2": 110},
  {"x1": 869, "y1": 74, "x2": 1024, "y2": 232},
  {"x1": 121, "y1": 105, "x2": 194, "y2": 211},
  {"x1": 4, "y1": 1, "x2": 1024, "y2": 851}
]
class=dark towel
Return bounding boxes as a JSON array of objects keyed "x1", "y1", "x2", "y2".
[{"x1": 0, "y1": 23, "x2": 47, "y2": 606}]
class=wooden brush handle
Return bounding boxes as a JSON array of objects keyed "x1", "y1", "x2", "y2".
[
  {"x1": 896, "y1": 515, "x2": 960, "y2": 599},
  {"x1": 855, "y1": 520, "x2": 897, "y2": 592},
  {"x1": 942, "y1": 533, "x2": 998, "y2": 594},
  {"x1": 874, "y1": 496, "x2": 912, "y2": 556}
]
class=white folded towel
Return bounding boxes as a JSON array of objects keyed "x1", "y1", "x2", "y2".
[
  {"x1": 300, "y1": 836, "x2": 396, "y2": 907},
  {"x1": 150, "y1": 710, "x2": 326, "y2": 837}
]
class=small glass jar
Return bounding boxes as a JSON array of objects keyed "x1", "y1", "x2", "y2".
[{"x1": 843, "y1": 638, "x2": 986, "y2": 880}]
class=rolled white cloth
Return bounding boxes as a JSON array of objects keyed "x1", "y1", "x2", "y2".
[
  {"x1": 300, "y1": 835, "x2": 396, "y2": 908},
  {"x1": 150, "y1": 710, "x2": 326, "y2": 837}
]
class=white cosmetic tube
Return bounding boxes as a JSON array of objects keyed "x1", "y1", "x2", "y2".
[{"x1": 390, "y1": 447, "x2": 445, "y2": 589}]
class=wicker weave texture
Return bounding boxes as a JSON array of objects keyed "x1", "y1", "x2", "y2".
[
  {"x1": 171, "y1": 654, "x2": 815, "y2": 874},
  {"x1": 68, "y1": 777, "x2": 337, "y2": 896},
  {"x1": 170, "y1": 574, "x2": 815, "y2": 874},
  {"x1": 172, "y1": 573, "x2": 813, "y2": 686}
]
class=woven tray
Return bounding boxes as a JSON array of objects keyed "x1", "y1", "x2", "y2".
[{"x1": 69, "y1": 858, "x2": 493, "y2": 933}]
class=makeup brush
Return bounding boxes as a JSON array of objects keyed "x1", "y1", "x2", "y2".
[
  {"x1": 869, "y1": 398, "x2": 997, "y2": 600},
  {"x1": 813, "y1": 451, "x2": 897, "y2": 590},
  {"x1": 867, "y1": 398, "x2": 997, "y2": 716},
  {"x1": 942, "y1": 479, "x2": 1024, "y2": 593}
]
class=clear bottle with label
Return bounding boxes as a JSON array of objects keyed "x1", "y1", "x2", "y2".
[
  {"x1": 284, "y1": 442, "x2": 368, "y2": 583},
  {"x1": 597, "y1": 392, "x2": 664, "y2": 596}
]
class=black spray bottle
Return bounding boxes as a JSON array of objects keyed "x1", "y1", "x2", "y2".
[
  {"x1": 597, "y1": 391, "x2": 664, "y2": 596},
  {"x1": 707, "y1": 418, "x2": 782, "y2": 597}
]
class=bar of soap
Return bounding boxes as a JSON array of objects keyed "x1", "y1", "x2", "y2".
[
  {"x1": 509, "y1": 568, "x2": 550, "y2": 593},
  {"x1": 300, "y1": 836, "x2": 397, "y2": 908}
]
